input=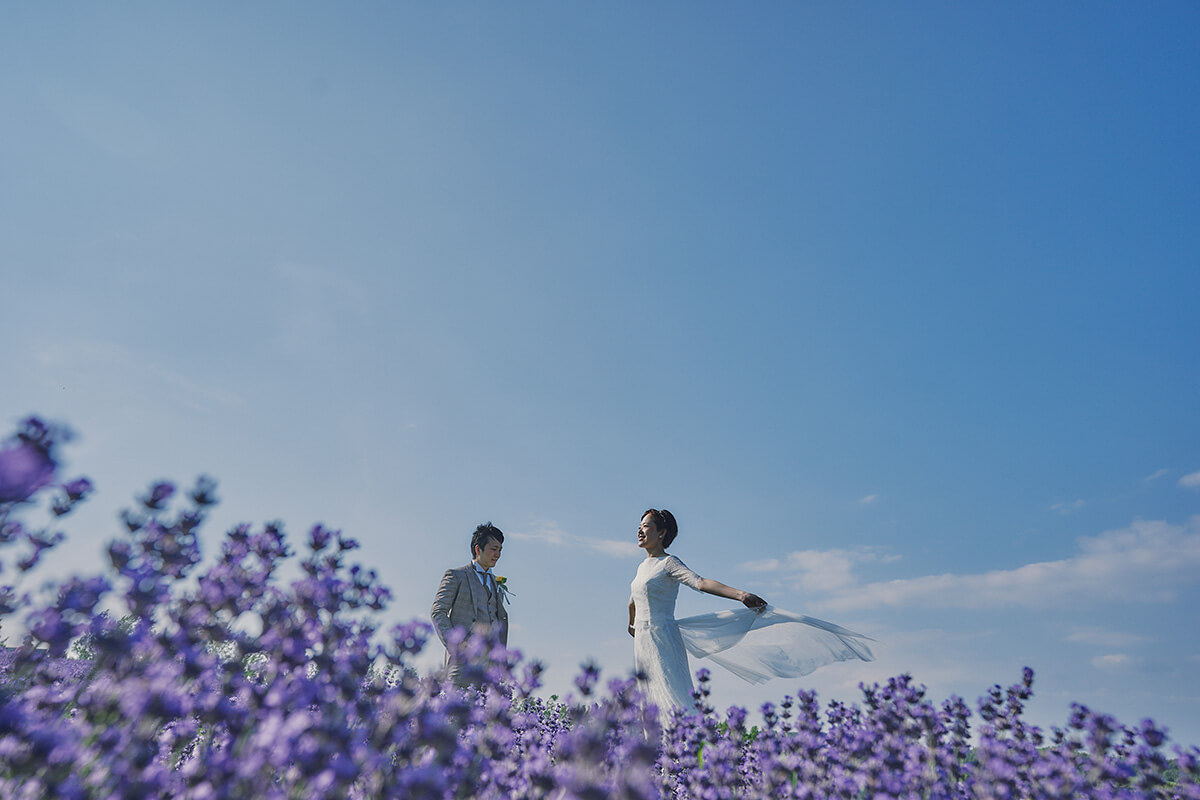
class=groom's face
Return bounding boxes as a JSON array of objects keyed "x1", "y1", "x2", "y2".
[{"x1": 474, "y1": 538, "x2": 503, "y2": 570}]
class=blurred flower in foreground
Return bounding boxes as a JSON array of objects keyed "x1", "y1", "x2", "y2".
[{"x1": 0, "y1": 418, "x2": 58, "y2": 504}]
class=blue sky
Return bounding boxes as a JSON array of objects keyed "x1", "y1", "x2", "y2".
[{"x1": 3, "y1": 3, "x2": 1199, "y2": 743}]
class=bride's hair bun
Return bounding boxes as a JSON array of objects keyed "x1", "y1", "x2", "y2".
[{"x1": 643, "y1": 508, "x2": 679, "y2": 548}]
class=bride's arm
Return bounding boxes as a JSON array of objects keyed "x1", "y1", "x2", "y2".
[{"x1": 697, "y1": 578, "x2": 767, "y2": 611}]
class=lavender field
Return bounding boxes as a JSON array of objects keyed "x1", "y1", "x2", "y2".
[{"x1": 2, "y1": 417, "x2": 1198, "y2": 799}]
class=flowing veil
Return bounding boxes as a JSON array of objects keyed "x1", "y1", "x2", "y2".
[{"x1": 676, "y1": 606, "x2": 875, "y2": 684}]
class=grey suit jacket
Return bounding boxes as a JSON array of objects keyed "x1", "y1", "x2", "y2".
[{"x1": 430, "y1": 563, "x2": 509, "y2": 651}]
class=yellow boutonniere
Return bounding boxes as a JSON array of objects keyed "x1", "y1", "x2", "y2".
[{"x1": 495, "y1": 576, "x2": 514, "y2": 604}]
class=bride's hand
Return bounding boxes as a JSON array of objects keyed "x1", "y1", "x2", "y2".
[{"x1": 741, "y1": 592, "x2": 767, "y2": 612}]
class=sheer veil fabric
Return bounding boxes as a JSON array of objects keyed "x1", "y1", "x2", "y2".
[
  {"x1": 631, "y1": 554, "x2": 874, "y2": 712},
  {"x1": 677, "y1": 606, "x2": 875, "y2": 685}
]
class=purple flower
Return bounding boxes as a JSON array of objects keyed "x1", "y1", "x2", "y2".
[
  {"x1": 574, "y1": 661, "x2": 601, "y2": 697},
  {"x1": 188, "y1": 475, "x2": 218, "y2": 507},
  {"x1": 61, "y1": 477, "x2": 93, "y2": 501},
  {"x1": 51, "y1": 476, "x2": 94, "y2": 516},
  {"x1": 0, "y1": 440, "x2": 55, "y2": 504},
  {"x1": 28, "y1": 608, "x2": 74, "y2": 655},
  {"x1": 57, "y1": 576, "x2": 111, "y2": 615},
  {"x1": 1139, "y1": 718, "x2": 1167, "y2": 748},
  {"x1": 17, "y1": 529, "x2": 65, "y2": 571},
  {"x1": 308, "y1": 524, "x2": 333, "y2": 552},
  {"x1": 140, "y1": 481, "x2": 175, "y2": 510}
]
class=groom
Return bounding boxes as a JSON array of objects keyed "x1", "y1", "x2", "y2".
[{"x1": 430, "y1": 522, "x2": 509, "y2": 687}]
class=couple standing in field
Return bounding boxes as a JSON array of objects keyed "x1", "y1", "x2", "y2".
[{"x1": 430, "y1": 511, "x2": 875, "y2": 712}]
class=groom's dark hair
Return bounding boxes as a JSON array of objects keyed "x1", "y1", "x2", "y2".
[{"x1": 471, "y1": 522, "x2": 504, "y2": 558}]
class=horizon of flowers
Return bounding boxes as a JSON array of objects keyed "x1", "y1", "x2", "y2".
[{"x1": 2, "y1": 415, "x2": 1198, "y2": 799}]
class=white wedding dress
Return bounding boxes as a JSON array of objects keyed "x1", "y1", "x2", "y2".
[{"x1": 630, "y1": 554, "x2": 875, "y2": 712}]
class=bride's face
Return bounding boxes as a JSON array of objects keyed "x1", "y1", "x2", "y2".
[{"x1": 637, "y1": 514, "x2": 663, "y2": 551}]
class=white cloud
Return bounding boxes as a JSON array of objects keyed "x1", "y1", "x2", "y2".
[
  {"x1": 508, "y1": 521, "x2": 640, "y2": 559},
  {"x1": 740, "y1": 558, "x2": 782, "y2": 572},
  {"x1": 783, "y1": 549, "x2": 870, "y2": 593},
  {"x1": 819, "y1": 517, "x2": 1200, "y2": 613},
  {"x1": 1091, "y1": 653, "x2": 1142, "y2": 673},
  {"x1": 859, "y1": 494, "x2": 879, "y2": 505},
  {"x1": 1178, "y1": 471, "x2": 1200, "y2": 490},
  {"x1": 1144, "y1": 469, "x2": 1168, "y2": 482},
  {"x1": 1051, "y1": 499, "x2": 1086, "y2": 515},
  {"x1": 588, "y1": 539, "x2": 643, "y2": 559},
  {"x1": 1066, "y1": 628, "x2": 1153, "y2": 647},
  {"x1": 739, "y1": 547, "x2": 900, "y2": 594}
]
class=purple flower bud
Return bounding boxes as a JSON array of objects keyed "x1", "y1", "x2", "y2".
[
  {"x1": 57, "y1": 575, "x2": 110, "y2": 614},
  {"x1": 141, "y1": 481, "x2": 175, "y2": 510},
  {"x1": 61, "y1": 477, "x2": 93, "y2": 501},
  {"x1": 28, "y1": 608, "x2": 73, "y2": 655},
  {"x1": 17, "y1": 529, "x2": 65, "y2": 571},
  {"x1": 189, "y1": 475, "x2": 218, "y2": 506},
  {"x1": 1139, "y1": 719, "x2": 1167, "y2": 748},
  {"x1": 309, "y1": 524, "x2": 333, "y2": 552},
  {"x1": 0, "y1": 440, "x2": 56, "y2": 504},
  {"x1": 574, "y1": 661, "x2": 601, "y2": 697},
  {"x1": 51, "y1": 477, "x2": 93, "y2": 516},
  {"x1": 108, "y1": 539, "x2": 134, "y2": 570}
]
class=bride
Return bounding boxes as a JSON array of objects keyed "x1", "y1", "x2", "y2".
[{"x1": 628, "y1": 508, "x2": 875, "y2": 713}]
